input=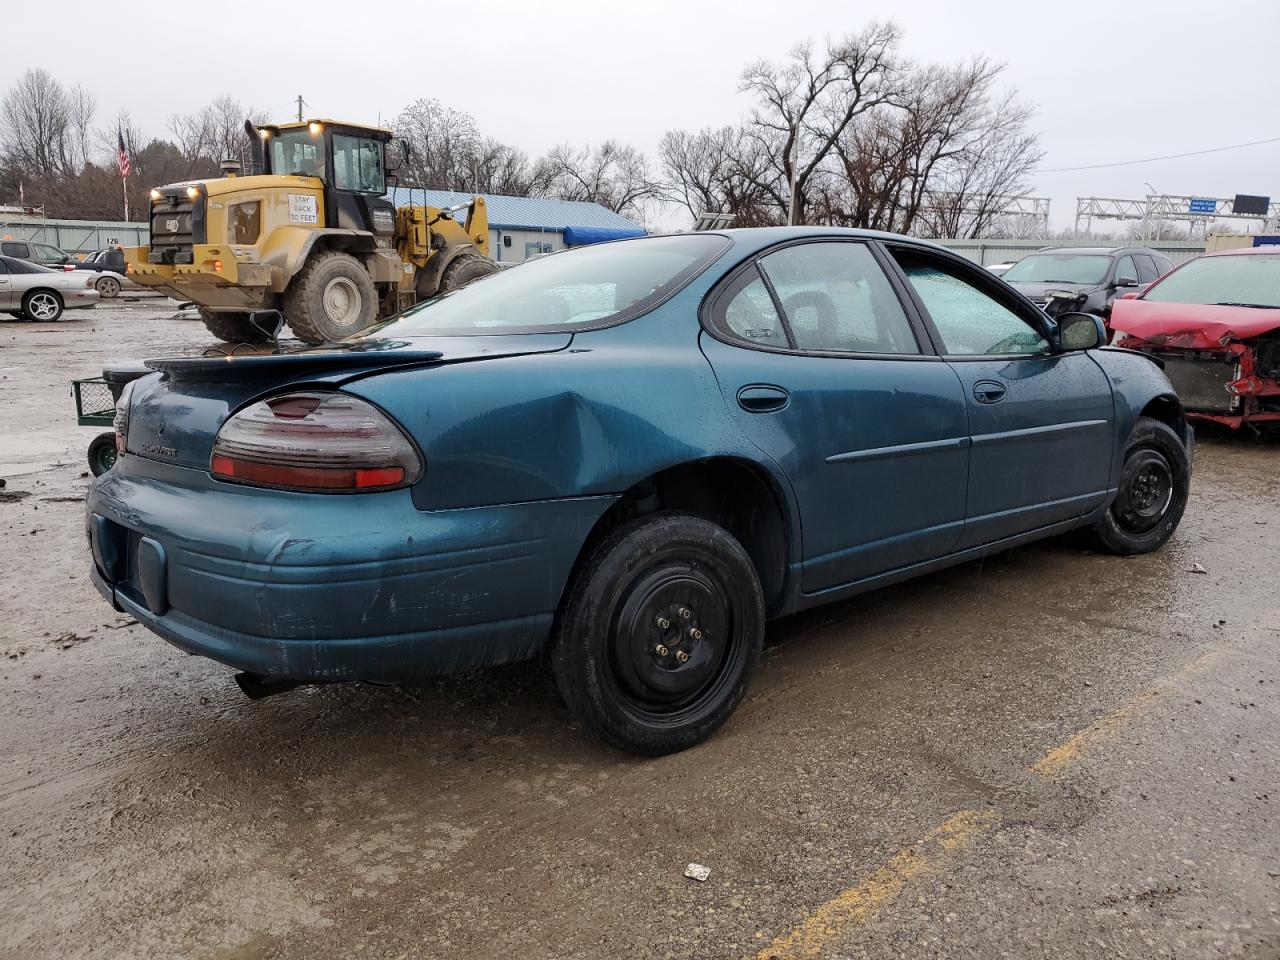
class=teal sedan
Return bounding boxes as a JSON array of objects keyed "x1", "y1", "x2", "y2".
[{"x1": 88, "y1": 229, "x2": 1193, "y2": 754}]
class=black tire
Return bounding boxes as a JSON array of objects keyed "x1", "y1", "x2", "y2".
[
  {"x1": 282, "y1": 251, "x2": 377, "y2": 344},
  {"x1": 87, "y1": 432, "x2": 118, "y2": 477},
  {"x1": 197, "y1": 308, "x2": 272, "y2": 344},
  {"x1": 95, "y1": 274, "x2": 122, "y2": 298},
  {"x1": 438, "y1": 254, "x2": 498, "y2": 294},
  {"x1": 551, "y1": 512, "x2": 765, "y2": 755},
  {"x1": 22, "y1": 289, "x2": 63, "y2": 322},
  {"x1": 1092, "y1": 416, "x2": 1190, "y2": 555}
]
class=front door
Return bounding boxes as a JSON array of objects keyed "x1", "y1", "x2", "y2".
[
  {"x1": 0, "y1": 258, "x2": 10, "y2": 308},
  {"x1": 886, "y1": 245, "x2": 1115, "y2": 549},
  {"x1": 700, "y1": 239, "x2": 970, "y2": 594}
]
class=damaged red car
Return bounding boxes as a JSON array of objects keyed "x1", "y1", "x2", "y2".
[{"x1": 1112, "y1": 247, "x2": 1280, "y2": 429}]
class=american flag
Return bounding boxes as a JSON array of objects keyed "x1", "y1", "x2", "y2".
[{"x1": 116, "y1": 130, "x2": 131, "y2": 178}]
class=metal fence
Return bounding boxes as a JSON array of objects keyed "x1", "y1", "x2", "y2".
[
  {"x1": 936, "y1": 238, "x2": 1207, "y2": 267},
  {"x1": 0, "y1": 213, "x2": 1213, "y2": 266},
  {"x1": 0, "y1": 216, "x2": 147, "y2": 256}
]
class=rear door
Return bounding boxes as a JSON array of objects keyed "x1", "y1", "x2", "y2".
[
  {"x1": 886, "y1": 244, "x2": 1114, "y2": 549},
  {"x1": 700, "y1": 239, "x2": 970, "y2": 593}
]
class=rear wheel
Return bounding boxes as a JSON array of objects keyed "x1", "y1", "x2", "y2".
[
  {"x1": 438, "y1": 254, "x2": 498, "y2": 294},
  {"x1": 197, "y1": 308, "x2": 272, "y2": 344},
  {"x1": 283, "y1": 251, "x2": 377, "y2": 344},
  {"x1": 95, "y1": 274, "x2": 121, "y2": 298},
  {"x1": 22, "y1": 290, "x2": 62, "y2": 322},
  {"x1": 87, "y1": 432, "x2": 117, "y2": 476},
  {"x1": 551, "y1": 513, "x2": 765, "y2": 755},
  {"x1": 1092, "y1": 416, "x2": 1190, "y2": 555}
]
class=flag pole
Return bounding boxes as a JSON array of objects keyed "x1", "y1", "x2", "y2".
[{"x1": 122, "y1": 175, "x2": 129, "y2": 222}]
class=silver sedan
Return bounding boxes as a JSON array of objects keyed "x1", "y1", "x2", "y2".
[{"x1": 0, "y1": 254, "x2": 100, "y2": 321}]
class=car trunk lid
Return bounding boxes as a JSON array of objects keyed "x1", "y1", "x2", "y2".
[{"x1": 126, "y1": 334, "x2": 571, "y2": 471}]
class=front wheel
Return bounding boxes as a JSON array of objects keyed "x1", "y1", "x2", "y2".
[
  {"x1": 551, "y1": 513, "x2": 765, "y2": 755},
  {"x1": 197, "y1": 308, "x2": 272, "y2": 344},
  {"x1": 1092, "y1": 416, "x2": 1190, "y2": 555}
]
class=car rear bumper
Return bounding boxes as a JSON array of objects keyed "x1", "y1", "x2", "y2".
[{"x1": 87, "y1": 456, "x2": 614, "y2": 682}]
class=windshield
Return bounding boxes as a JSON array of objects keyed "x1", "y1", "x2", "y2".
[
  {"x1": 372, "y1": 234, "x2": 729, "y2": 336},
  {"x1": 1143, "y1": 253, "x2": 1280, "y2": 308},
  {"x1": 1002, "y1": 254, "x2": 1111, "y2": 285},
  {"x1": 270, "y1": 129, "x2": 325, "y2": 177}
]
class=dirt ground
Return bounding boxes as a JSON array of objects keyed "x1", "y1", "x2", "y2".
[{"x1": 2, "y1": 303, "x2": 1278, "y2": 960}]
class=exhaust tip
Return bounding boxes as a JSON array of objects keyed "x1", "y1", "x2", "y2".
[{"x1": 234, "y1": 672, "x2": 304, "y2": 701}]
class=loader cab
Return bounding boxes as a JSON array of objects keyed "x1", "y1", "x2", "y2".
[{"x1": 258, "y1": 120, "x2": 396, "y2": 240}]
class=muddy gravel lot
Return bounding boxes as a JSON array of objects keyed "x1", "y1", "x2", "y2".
[{"x1": 2, "y1": 303, "x2": 1278, "y2": 959}]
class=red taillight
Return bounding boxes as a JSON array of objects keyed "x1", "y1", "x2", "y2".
[{"x1": 210, "y1": 391, "x2": 421, "y2": 493}]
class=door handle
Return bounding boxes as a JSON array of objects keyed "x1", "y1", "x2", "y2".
[
  {"x1": 972, "y1": 380, "x2": 1006, "y2": 404},
  {"x1": 737, "y1": 384, "x2": 790, "y2": 413}
]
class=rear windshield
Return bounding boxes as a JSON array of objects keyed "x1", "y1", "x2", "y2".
[
  {"x1": 374, "y1": 234, "x2": 729, "y2": 336},
  {"x1": 0, "y1": 256, "x2": 53, "y2": 274},
  {"x1": 1002, "y1": 254, "x2": 1111, "y2": 285},
  {"x1": 1143, "y1": 254, "x2": 1280, "y2": 308}
]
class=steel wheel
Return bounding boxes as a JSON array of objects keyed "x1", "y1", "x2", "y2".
[
  {"x1": 1112, "y1": 447, "x2": 1174, "y2": 534},
  {"x1": 321, "y1": 276, "x2": 363, "y2": 331},
  {"x1": 96, "y1": 275, "x2": 121, "y2": 298},
  {"x1": 25, "y1": 292, "x2": 62, "y2": 321},
  {"x1": 606, "y1": 562, "x2": 737, "y2": 723}
]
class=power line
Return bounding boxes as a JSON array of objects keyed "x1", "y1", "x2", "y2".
[{"x1": 1035, "y1": 135, "x2": 1280, "y2": 174}]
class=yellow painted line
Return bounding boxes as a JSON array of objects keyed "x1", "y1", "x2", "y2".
[
  {"x1": 1030, "y1": 649, "x2": 1220, "y2": 778},
  {"x1": 754, "y1": 809, "x2": 1000, "y2": 960},
  {"x1": 753, "y1": 649, "x2": 1223, "y2": 959}
]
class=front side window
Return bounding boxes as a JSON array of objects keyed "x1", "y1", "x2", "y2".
[
  {"x1": 375, "y1": 234, "x2": 728, "y2": 336},
  {"x1": 1134, "y1": 254, "x2": 1159, "y2": 284},
  {"x1": 270, "y1": 130, "x2": 324, "y2": 178},
  {"x1": 1002, "y1": 253, "x2": 1112, "y2": 285},
  {"x1": 35, "y1": 244, "x2": 64, "y2": 260},
  {"x1": 754, "y1": 242, "x2": 919, "y2": 354},
  {"x1": 333, "y1": 135, "x2": 385, "y2": 193},
  {"x1": 1114, "y1": 256, "x2": 1138, "y2": 285},
  {"x1": 895, "y1": 251, "x2": 1049, "y2": 356},
  {"x1": 1143, "y1": 254, "x2": 1280, "y2": 308}
]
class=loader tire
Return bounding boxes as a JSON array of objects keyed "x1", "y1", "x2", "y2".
[
  {"x1": 198, "y1": 308, "x2": 272, "y2": 344},
  {"x1": 282, "y1": 251, "x2": 377, "y2": 345},
  {"x1": 438, "y1": 254, "x2": 498, "y2": 294}
]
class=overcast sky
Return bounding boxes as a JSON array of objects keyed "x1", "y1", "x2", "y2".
[{"x1": 4, "y1": 0, "x2": 1278, "y2": 230}]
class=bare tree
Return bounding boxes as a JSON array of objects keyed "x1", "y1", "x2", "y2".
[
  {"x1": 659, "y1": 126, "x2": 781, "y2": 226},
  {"x1": 1, "y1": 68, "x2": 74, "y2": 176},
  {"x1": 394, "y1": 98, "x2": 483, "y2": 190},
  {"x1": 534, "y1": 141, "x2": 659, "y2": 219},
  {"x1": 739, "y1": 22, "x2": 903, "y2": 224}
]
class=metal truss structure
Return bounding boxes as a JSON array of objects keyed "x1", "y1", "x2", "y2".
[
  {"x1": 916, "y1": 194, "x2": 1051, "y2": 239},
  {"x1": 1075, "y1": 195, "x2": 1280, "y2": 239}
]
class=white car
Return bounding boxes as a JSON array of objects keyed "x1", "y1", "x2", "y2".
[{"x1": 0, "y1": 255, "x2": 100, "y2": 321}]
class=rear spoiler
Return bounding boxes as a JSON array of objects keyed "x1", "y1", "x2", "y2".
[{"x1": 146, "y1": 345, "x2": 444, "y2": 383}]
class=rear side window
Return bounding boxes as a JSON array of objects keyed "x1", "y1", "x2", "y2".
[
  {"x1": 756, "y1": 243, "x2": 919, "y2": 354},
  {"x1": 721, "y1": 270, "x2": 789, "y2": 348},
  {"x1": 712, "y1": 241, "x2": 920, "y2": 355},
  {"x1": 1, "y1": 242, "x2": 27, "y2": 258},
  {"x1": 1134, "y1": 254, "x2": 1159, "y2": 284}
]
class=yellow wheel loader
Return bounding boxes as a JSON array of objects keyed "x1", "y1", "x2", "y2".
[{"x1": 123, "y1": 119, "x2": 498, "y2": 345}]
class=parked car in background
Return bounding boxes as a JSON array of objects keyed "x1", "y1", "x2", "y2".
[
  {"x1": 0, "y1": 255, "x2": 100, "y2": 320},
  {"x1": 0, "y1": 239, "x2": 75, "y2": 268},
  {"x1": 1001, "y1": 246, "x2": 1175, "y2": 320},
  {"x1": 986, "y1": 261, "x2": 1017, "y2": 277},
  {"x1": 88, "y1": 229, "x2": 1192, "y2": 754},
  {"x1": 68, "y1": 248, "x2": 130, "y2": 298},
  {"x1": 1113, "y1": 247, "x2": 1280, "y2": 430}
]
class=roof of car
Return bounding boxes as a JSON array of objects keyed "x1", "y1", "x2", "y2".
[
  {"x1": 1030, "y1": 246, "x2": 1166, "y2": 256},
  {"x1": 714, "y1": 225, "x2": 949, "y2": 252}
]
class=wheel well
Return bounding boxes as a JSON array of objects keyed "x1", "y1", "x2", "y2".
[
  {"x1": 24, "y1": 287, "x2": 63, "y2": 303},
  {"x1": 1140, "y1": 394, "x2": 1187, "y2": 436},
  {"x1": 563, "y1": 458, "x2": 792, "y2": 618}
]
